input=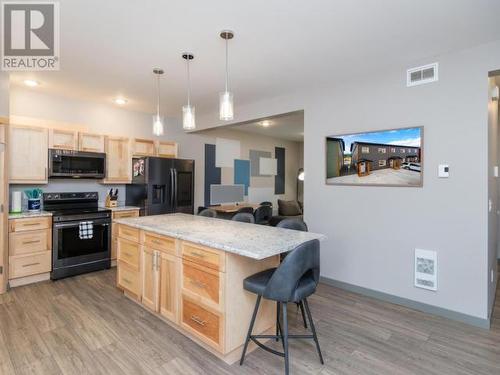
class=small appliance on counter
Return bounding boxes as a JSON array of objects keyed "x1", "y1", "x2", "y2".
[
  {"x1": 105, "y1": 188, "x2": 118, "y2": 208},
  {"x1": 10, "y1": 191, "x2": 22, "y2": 213},
  {"x1": 126, "y1": 157, "x2": 194, "y2": 216},
  {"x1": 43, "y1": 192, "x2": 111, "y2": 280}
]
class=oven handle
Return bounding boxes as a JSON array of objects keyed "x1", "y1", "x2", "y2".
[{"x1": 53, "y1": 220, "x2": 110, "y2": 229}]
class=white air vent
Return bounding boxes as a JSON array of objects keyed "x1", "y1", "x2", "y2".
[
  {"x1": 414, "y1": 248, "x2": 437, "y2": 291},
  {"x1": 407, "y1": 63, "x2": 439, "y2": 87}
]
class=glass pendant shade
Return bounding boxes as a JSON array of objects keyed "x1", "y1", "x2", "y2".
[
  {"x1": 182, "y1": 104, "x2": 196, "y2": 130},
  {"x1": 219, "y1": 91, "x2": 234, "y2": 121},
  {"x1": 152, "y1": 114, "x2": 164, "y2": 136}
]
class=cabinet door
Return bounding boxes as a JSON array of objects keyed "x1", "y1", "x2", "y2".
[
  {"x1": 104, "y1": 136, "x2": 131, "y2": 183},
  {"x1": 159, "y1": 252, "x2": 178, "y2": 323},
  {"x1": 78, "y1": 132, "x2": 105, "y2": 152},
  {"x1": 132, "y1": 139, "x2": 156, "y2": 156},
  {"x1": 49, "y1": 129, "x2": 78, "y2": 150},
  {"x1": 156, "y1": 141, "x2": 178, "y2": 158},
  {"x1": 142, "y1": 247, "x2": 159, "y2": 312},
  {"x1": 9, "y1": 125, "x2": 48, "y2": 183}
]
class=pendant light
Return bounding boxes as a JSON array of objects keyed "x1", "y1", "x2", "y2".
[
  {"x1": 219, "y1": 30, "x2": 234, "y2": 121},
  {"x1": 152, "y1": 68, "x2": 164, "y2": 136},
  {"x1": 182, "y1": 53, "x2": 196, "y2": 130}
]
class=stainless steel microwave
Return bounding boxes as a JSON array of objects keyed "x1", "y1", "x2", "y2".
[{"x1": 48, "y1": 149, "x2": 106, "y2": 179}]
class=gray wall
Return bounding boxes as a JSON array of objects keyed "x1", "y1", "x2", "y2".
[{"x1": 193, "y1": 39, "x2": 500, "y2": 320}]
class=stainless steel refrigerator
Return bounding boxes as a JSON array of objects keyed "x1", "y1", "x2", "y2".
[{"x1": 125, "y1": 157, "x2": 194, "y2": 216}]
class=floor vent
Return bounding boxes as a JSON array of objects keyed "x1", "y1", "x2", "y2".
[
  {"x1": 407, "y1": 63, "x2": 439, "y2": 87},
  {"x1": 414, "y1": 248, "x2": 437, "y2": 291}
]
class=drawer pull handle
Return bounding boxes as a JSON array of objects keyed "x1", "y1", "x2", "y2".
[
  {"x1": 22, "y1": 262, "x2": 40, "y2": 267},
  {"x1": 122, "y1": 278, "x2": 131, "y2": 284},
  {"x1": 22, "y1": 223, "x2": 40, "y2": 227},
  {"x1": 22, "y1": 240, "x2": 41, "y2": 245},
  {"x1": 190, "y1": 252, "x2": 205, "y2": 258},
  {"x1": 151, "y1": 239, "x2": 162, "y2": 245},
  {"x1": 189, "y1": 280, "x2": 207, "y2": 289},
  {"x1": 190, "y1": 315, "x2": 206, "y2": 326}
]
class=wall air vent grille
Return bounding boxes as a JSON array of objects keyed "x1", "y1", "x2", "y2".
[
  {"x1": 414, "y1": 248, "x2": 437, "y2": 291},
  {"x1": 407, "y1": 63, "x2": 439, "y2": 87}
]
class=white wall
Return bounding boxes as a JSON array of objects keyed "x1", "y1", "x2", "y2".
[
  {"x1": 193, "y1": 40, "x2": 500, "y2": 320},
  {"x1": 0, "y1": 73, "x2": 8, "y2": 118}
]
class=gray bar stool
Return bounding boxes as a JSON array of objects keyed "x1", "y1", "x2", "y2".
[
  {"x1": 240, "y1": 239, "x2": 324, "y2": 375},
  {"x1": 232, "y1": 212, "x2": 255, "y2": 223},
  {"x1": 198, "y1": 208, "x2": 217, "y2": 218}
]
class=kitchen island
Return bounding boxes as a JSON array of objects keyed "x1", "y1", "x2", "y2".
[{"x1": 114, "y1": 213, "x2": 324, "y2": 364}]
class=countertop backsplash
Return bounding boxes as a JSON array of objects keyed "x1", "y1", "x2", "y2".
[{"x1": 9, "y1": 180, "x2": 125, "y2": 212}]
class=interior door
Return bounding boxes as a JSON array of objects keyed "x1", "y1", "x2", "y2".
[
  {"x1": 142, "y1": 247, "x2": 159, "y2": 311},
  {"x1": 159, "y1": 251, "x2": 178, "y2": 322}
]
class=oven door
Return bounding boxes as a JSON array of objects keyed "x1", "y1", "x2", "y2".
[{"x1": 52, "y1": 218, "x2": 111, "y2": 269}]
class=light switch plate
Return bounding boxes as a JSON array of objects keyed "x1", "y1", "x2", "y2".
[{"x1": 438, "y1": 164, "x2": 449, "y2": 178}]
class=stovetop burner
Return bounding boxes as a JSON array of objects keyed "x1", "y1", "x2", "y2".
[{"x1": 43, "y1": 192, "x2": 111, "y2": 221}]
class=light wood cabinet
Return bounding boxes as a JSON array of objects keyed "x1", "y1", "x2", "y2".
[
  {"x1": 157, "y1": 141, "x2": 178, "y2": 158},
  {"x1": 132, "y1": 138, "x2": 156, "y2": 156},
  {"x1": 0, "y1": 124, "x2": 7, "y2": 293},
  {"x1": 8, "y1": 217, "x2": 52, "y2": 283},
  {"x1": 159, "y1": 251, "x2": 178, "y2": 323},
  {"x1": 48, "y1": 129, "x2": 78, "y2": 150},
  {"x1": 116, "y1": 224, "x2": 278, "y2": 363},
  {"x1": 111, "y1": 209, "x2": 139, "y2": 261},
  {"x1": 142, "y1": 247, "x2": 159, "y2": 312},
  {"x1": 104, "y1": 136, "x2": 131, "y2": 184},
  {"x1": 78, "y1": 132, "x2": 105, "y2": 153},
  {"x1": 9, "y1": 125, "x2": 48, "y2": 184}
]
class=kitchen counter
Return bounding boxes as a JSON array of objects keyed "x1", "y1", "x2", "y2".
[
  {"x1": 8, "y1": 211, "x2": 53, "y2": 220},
  {"x1": 115, "y1": 213, "x2": 325, "y2": 260},
  {"x1": 102, "y1": 206, "x2": 140, "y2": 212}
]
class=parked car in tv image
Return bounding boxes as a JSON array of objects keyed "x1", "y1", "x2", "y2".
[{"x1": 326, "y1": 126, "x2": 423, "y2": 186}]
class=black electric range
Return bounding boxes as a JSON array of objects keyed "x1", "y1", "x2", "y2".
[{"x1": 43, "y1": 192, "x2": 112, "y2": 280}]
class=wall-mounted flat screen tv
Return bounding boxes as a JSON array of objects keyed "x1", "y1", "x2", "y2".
[{"x1": 326, "y1": 126, "x2": 423, "y2": 187}]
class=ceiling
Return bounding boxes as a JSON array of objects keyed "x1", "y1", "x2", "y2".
[
  {"x1": 221, "y1": 111, "x2": 304, "y2": 142},
  {"x1": 10, "y1": 0, "x2": 500, "y2": 118}
]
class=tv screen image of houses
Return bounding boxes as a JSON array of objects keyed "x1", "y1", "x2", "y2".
[{"x1": 326, "y1": 127, "x2": 423, "y2": 187}]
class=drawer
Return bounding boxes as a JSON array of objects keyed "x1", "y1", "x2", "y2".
[
  {"x1": 113, "y1": 210, "x2": 140, "y2": 220},
  {"x1": 9, "y1": 229, "x2": 51, "y2": 256},
  {"x1": 182, "y1": 261, "x2": 221, "y2": 306},
  {"x1": 9, "y1": 251, "x2": 51, "y2": 279},
  {"x1": 181, "y1": 295, "x2": 222, "y2": 349},
  {"x1": 9, "y1": 217, "x2": 51, "y2": 233},
  {"x1": 182, "y1": 242, "x2": 225, "y2": 272},
  {"x1": 117, "y1": 238, "x2": 140, "y2": 270},
  {"x1": 117, "y1": 225, "x2": 140, "y2": 243},
  {"x1": 144, "y1": 232, "x2": 176, "y2": 255},
  {"x1": 117, "y1": 262, "x2": 141, "y2": 297}
]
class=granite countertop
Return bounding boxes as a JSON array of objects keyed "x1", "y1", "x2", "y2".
[
  {"x1": 8, "y1": 211, "x2": 53, "y2": 219},
  {"x1": 102, "y1": 206, "x2": 141, "y2": 212},
  {"x1": 115, "y1": 213, "x2": 326, "y2": 260}
]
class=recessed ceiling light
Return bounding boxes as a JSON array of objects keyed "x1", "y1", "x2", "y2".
[
  {"x1": 113, "y1": 97, "x2": 127, "y2": 105},
  {"x1": 261, "y1": 120, "x2": 271, "y2": 127},
  {"x1": 24, "y1": 79, "x2": 39, "y2": 87}
]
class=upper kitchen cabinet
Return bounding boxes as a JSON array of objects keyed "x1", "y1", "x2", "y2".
[
  {"x1": 78, "y1": 132, "x2": 105, "y2": 153},
  {"x1": 103, "y1": 136, "x2": 131, "y2": 184},
  {"x1": 132, "y1": 138, "x2": 156, "y2": 156},
  {"x1": 156, "y1": 141, "x2": 178, "y2": 158},
  {"x1": 9, "y1": 125, "x2": 48, "y2": 184},
  {"x1": 48, "y1": 129, "x2": 78, "y2": 150}
]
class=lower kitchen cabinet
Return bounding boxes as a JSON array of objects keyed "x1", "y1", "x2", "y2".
[
  {"x1": 142, "y1": 246, "x2": 159, "y2": 311},
  {"x1": 111, "y1": 209, "x2": 140, "y2": 261}
]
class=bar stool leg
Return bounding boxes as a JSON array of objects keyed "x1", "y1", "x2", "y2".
[
  {"x1": 276, "y1": 301, "x2": 281, "y2": 341},
  {"x1": 282, "y1": 302, "x2": 290, "y2": 375},
  {"x1": 298, "y1": 301, "x2": 308, "y2": 329},
  {"x1": 303, "y1": 298, "x2": 324, "y2": 365},
  {"x1": 240, "y1": 295, "x2": 262, "y2": 366}
]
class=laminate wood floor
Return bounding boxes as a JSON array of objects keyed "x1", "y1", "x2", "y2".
[{"x1": 1, "y1": 269, "x2": 499, "y2": 375}]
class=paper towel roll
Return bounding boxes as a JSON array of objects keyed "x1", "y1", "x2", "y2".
[{"x1": 11, "y1": 191, "x2": 22, "y2": 213}]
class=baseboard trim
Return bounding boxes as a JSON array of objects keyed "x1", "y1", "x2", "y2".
[{"x1": 320, "y1": 276, "x2": 490, "y2": 330}]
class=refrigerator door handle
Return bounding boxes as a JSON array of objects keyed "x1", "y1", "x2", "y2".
[
  {"x1": 174, "y1": 168, "x2": 178, "y2": 210},
  {"x1": 170, "y1": 168, "x2": 174, "y2": 207}
]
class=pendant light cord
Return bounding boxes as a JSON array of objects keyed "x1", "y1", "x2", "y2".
[
  {"x1": 187, "y1": 58, "x2": 191, "y2": 106},
  {"x1": 156, "y1": 73, "x2": 161, "y2": 118},
  {"x1": 225, "y1": 37, "x2": 229, "y2": 93}
]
